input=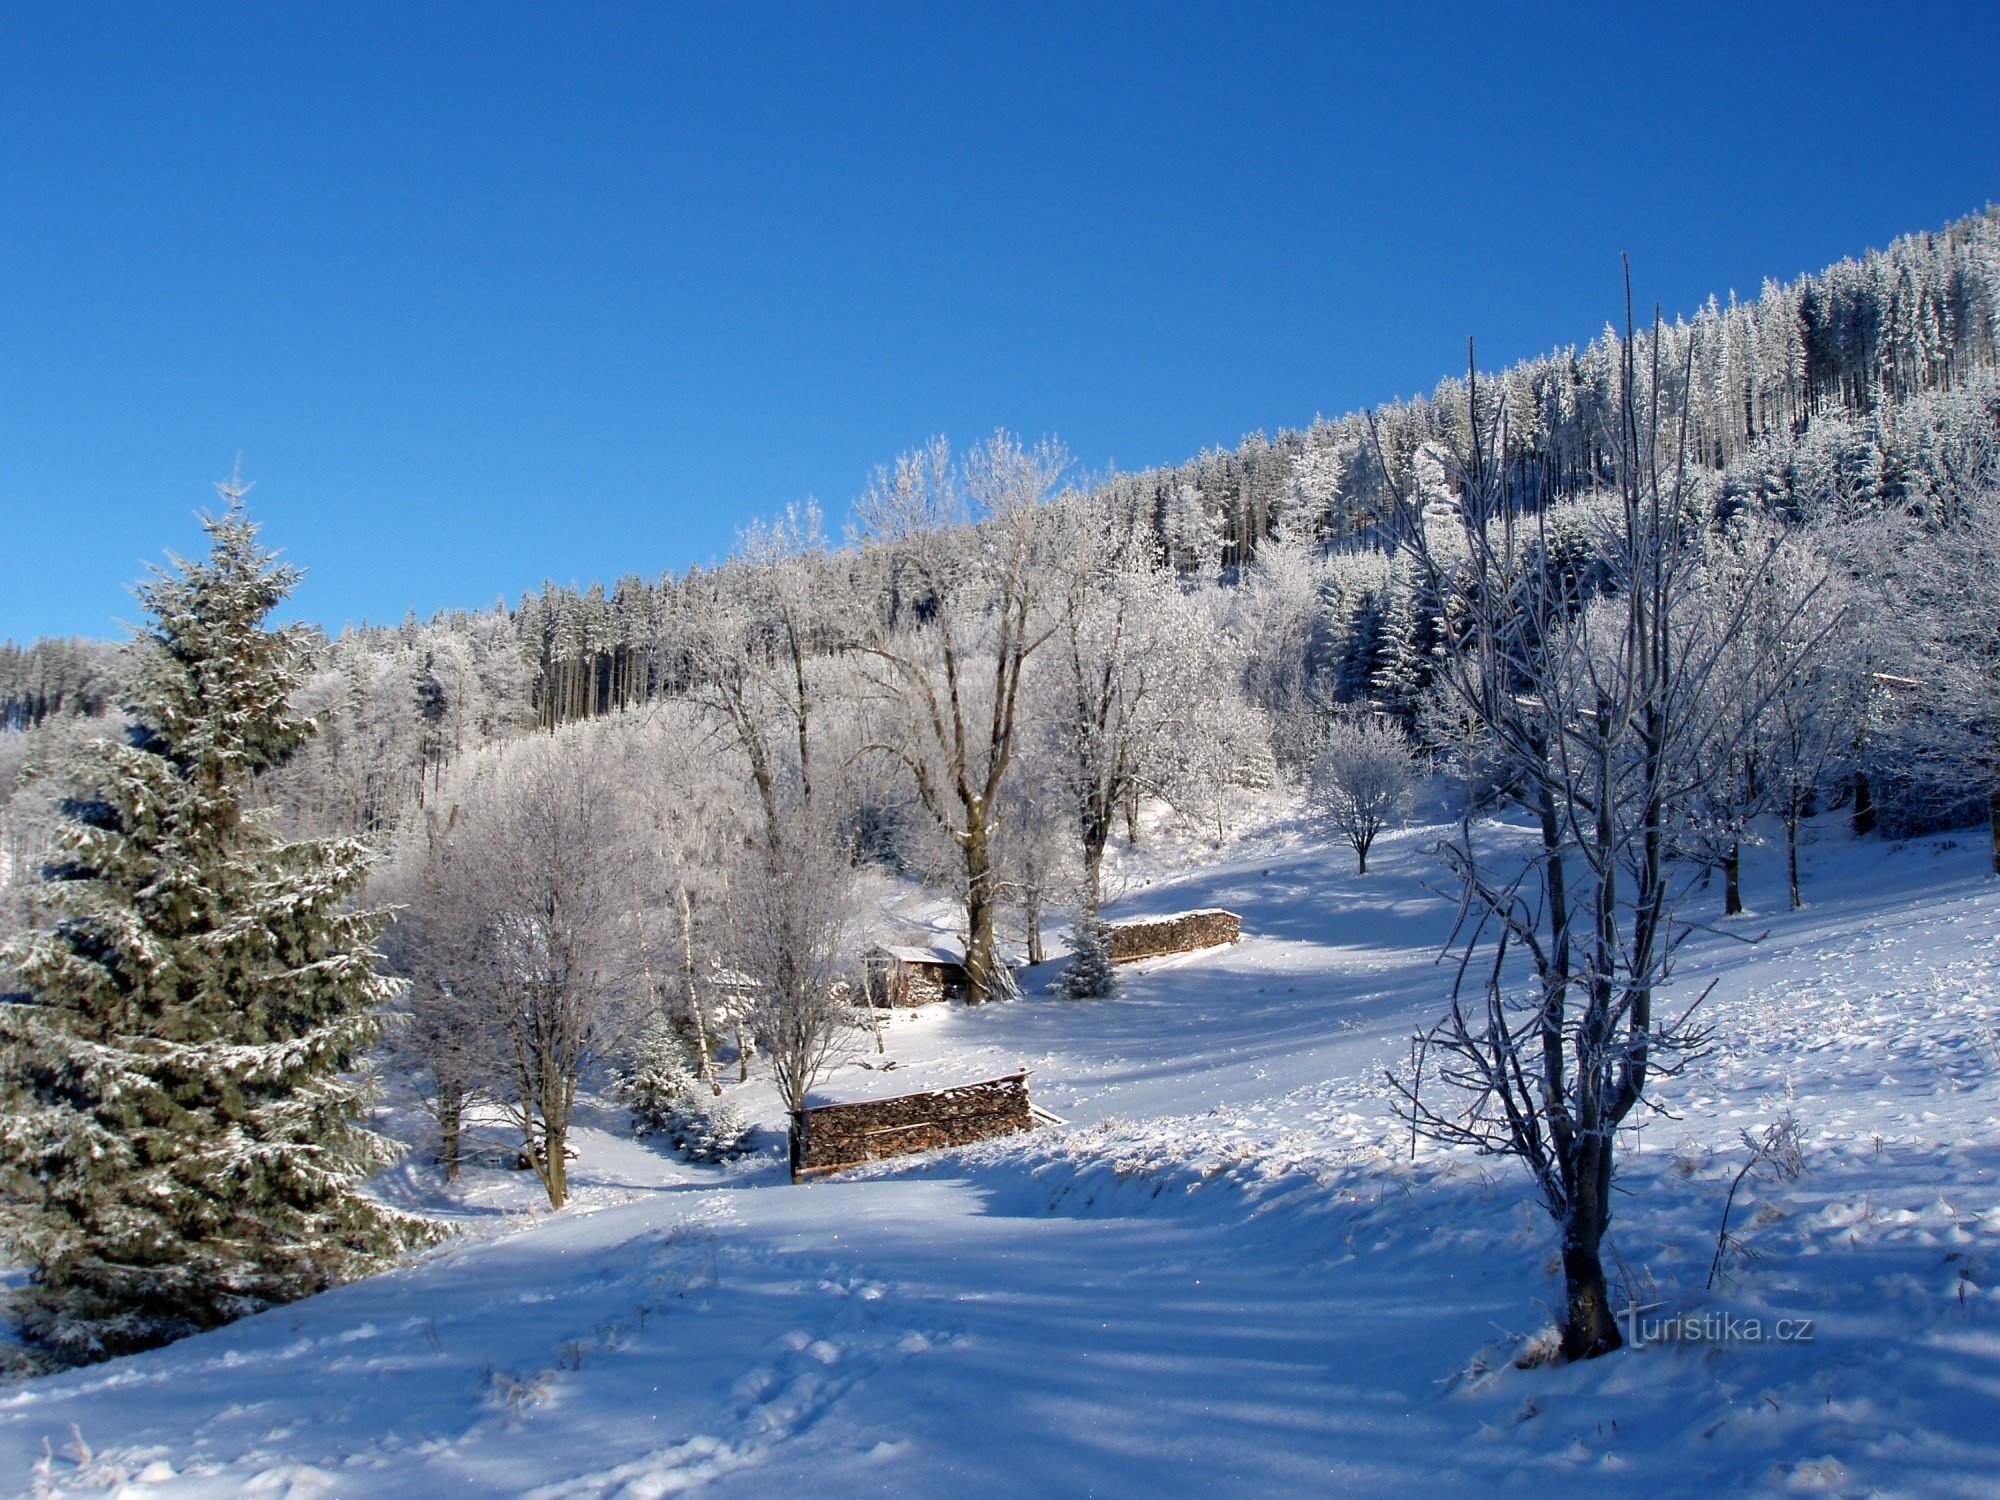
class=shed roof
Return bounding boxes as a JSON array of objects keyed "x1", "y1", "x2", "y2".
[{"x1": 872, "y1": 944, "x2": 966, "y2": 967}]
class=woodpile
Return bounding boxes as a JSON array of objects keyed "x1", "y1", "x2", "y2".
[
  {"x1": 790, "y1": 1072, "x2": 1040, "y2": 1180},
  {"x1": 1105, "y1": 908, "x2": 1242, "y2": 964}
]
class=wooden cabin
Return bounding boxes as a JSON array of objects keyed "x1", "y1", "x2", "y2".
[
  {"x1": 864, "y1": 945, "x2": 971, "y2": 1007},
  {"x1": 1105, "y1": 908, "x2": 1242, "y2": 964}
]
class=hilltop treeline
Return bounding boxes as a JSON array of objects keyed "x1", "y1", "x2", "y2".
[{"x1": 5, "y1": 208, "x2": 1999, "y2": 847}]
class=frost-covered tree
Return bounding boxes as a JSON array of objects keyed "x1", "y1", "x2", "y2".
[
  {"x1": 991, "y1": 745, "x2": 1073, "y2": 968},
  {"x1": 1042, "y1": 498, "x2": 1230, "y2": 916},
  {"x1": 1232, "y1": 503, "x2": 1332, "y2": 764},
  {"x1": 1305, "y1": 717, "x2": 1419, "y2": 874},
  {"x1": 1880, "y1": 484, "x2": 2000, "y2": 872},
  {"x1": 1750, "y1": 537, "x2": 1858, "y2": 907},
  {"x1": 0, "y1": 498, "x2": 417, "y2": 1365},
  {"x1": 732, "y1": 808, "x2": 863, "y2": 1113},
  {"x1": 614, "y1": 1017, "x2": 750, "y2": 1162},
  {"x1": 1682, "y1": 521, "x2": 1787, "y2": 915},
  {"x1": 1052, "y1": 909, "x2": 1117, "y2": 1000},
  {"x1": 375, "y1": 808, "x2": 498, "y2": 1183},
  {"x1": 1395, "y1": 315, "x2": 1833, "y2": 1362},
  {"x1": 851, "y1": 434, "x2": 1067, "y2": 1003},
  {"x1": 620, "y1": 706, "x2": 744, "y2": 1094},
  {"x1": 432, "y1": 729, "x2": 641, "y2": 1209}
]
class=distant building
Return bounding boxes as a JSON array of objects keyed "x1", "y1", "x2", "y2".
[{"x1": 864, "y1": 945, "x2": 970, "y2": 1007}]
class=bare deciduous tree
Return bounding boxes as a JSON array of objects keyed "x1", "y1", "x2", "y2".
[
  {"x1": 1305, "y1": 716, "x2": 1418, "y2": 874},
  {"x1": 376, "y1": 815, "x2": 494, "y2": 1182},
  {"x1": 732, "y1": 808, "x2": 864, "y2": 1113},
  {"x1": 442, "y1": 732, "x2": 641, "y2": 1208},
  {"x1": 624, "y1": 706, "x2": 745, "y2": 1093},
  {"x1": 850, "y1": 433, "x2": 1067, "y2": 1002},
  {"x1": 1388, "y1": 296, "x2": 1833, "y2": 1361},
  {"x1": 1879, "y1": 484, "x2": 2000, "y2": 874}
]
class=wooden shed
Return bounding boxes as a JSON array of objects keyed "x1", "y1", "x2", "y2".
[
  {"x1": 790, "y1": 1071, "x2": 1058, "y2": 1181},
  {"x1": 863, "y1": 945, "x2": 970, "y2": 1007},
  {"x1": 1105, "y1": 908, "x2": 1242, "y2": 964}
]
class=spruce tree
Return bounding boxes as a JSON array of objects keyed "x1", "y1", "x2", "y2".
[
  {"x1": 1054, "y1": 909, "x2": 1118, "y2": 1000},
  {"x1": 0, "y1": 494, "x2": 421, "y2": 1365}
]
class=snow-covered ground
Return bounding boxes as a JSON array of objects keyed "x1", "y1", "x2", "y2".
[{"x1": 5, "y1": 810, "x2": 1998, "y2": 1497}]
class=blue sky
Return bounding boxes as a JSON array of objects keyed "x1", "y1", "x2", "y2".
[{"x1": 3, "y1": 2, "x2": 1996, "y2": 641}]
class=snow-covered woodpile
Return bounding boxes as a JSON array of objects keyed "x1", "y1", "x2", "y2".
[
  {"x1": 790, "y1": 1072, "x2": 1036, "y2": 1180},
  {"x1": 863, "y1": 945, "x2": 970, "y2": 1007},
  {"x1": 1105, "y1": 908, "x2": 1242, "y2": 964}
]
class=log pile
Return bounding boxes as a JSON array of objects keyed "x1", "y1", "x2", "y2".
[
  {"x1": 1105, "y1": 908, "x2": 1242, "y2": 964},
  {"x1": 791, "y1": 1072, "x2": 1036, "y2": 1181}
]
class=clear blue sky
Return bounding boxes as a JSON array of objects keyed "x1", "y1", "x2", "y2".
[{"x1": 3, "y1": 2, "x2": 1996, "y2": 641}]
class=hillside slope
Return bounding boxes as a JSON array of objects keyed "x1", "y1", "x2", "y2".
[{"x1": 4, "y1": 815, "x2": 1997, "y2": 1498}]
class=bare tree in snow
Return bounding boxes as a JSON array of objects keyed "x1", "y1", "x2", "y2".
[
  {"x1": 730, "y1": 805, "x2": 865, "y2": 1113},
  {"x1": 1388, "y1": 300, "x2": 1834, "y2": 1361},
  {"x1": 442, "y1": 732, "x2": 641, "y2": 1209},
  {"x1": 1878, "y1": 483, "x2": 2000, "y2": 874},
  {"x1": 849, "y1": 433, "x2": 1068, "y2": 1003},
  {"x1": 624, "y1": 706, "x2": 746, "y2": 1093},
  {"x1": 376, "y1": 813, "x2": 496, "y2": 1182},
  {"x1": 1305, "y1": 716, "x2": 1419, "y2": 873}
]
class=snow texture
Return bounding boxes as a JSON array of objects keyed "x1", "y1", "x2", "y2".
[{"x1": 4, "y1": 810, "x2": 1998, "y2": 1497}]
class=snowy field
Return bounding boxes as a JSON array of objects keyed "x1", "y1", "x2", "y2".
[{"x1": 4, "y1": 810, "x2": 1998, "y2": 1498}]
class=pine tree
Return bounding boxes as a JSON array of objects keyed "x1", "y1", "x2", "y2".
[{"x1": 0, "y1": 493, "x2": 422, "y2": 1365}]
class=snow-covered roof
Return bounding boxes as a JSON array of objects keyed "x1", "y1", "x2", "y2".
[
  {"x1": 872, "y1": 944, "x2": 966, "y2": 967},
  {"x1": 802, "y1": 1067, "x2": 1028, "y2": 1109}
]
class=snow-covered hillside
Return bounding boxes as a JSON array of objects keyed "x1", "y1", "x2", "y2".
[{"x1": 5, "y1": 813, "x2": 1998, "y2": 1498}]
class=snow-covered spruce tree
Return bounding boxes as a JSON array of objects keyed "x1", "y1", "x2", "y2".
[
  {"x1": 0, "y1": 497, "x2": 419, "y2": 1366},
  {"x1": 1053, "y1": 910, "x2": 1117, "y2": 1000},
  {"x1": 614, "y1": 1018, "x2": 750, "y2": 1163}
]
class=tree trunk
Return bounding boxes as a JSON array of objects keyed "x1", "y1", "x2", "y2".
[
  {"x1": 964, "y1": 885, "x2": 999, "y2": 1005},
  {"x1": 1355, "y1": 837, "x2": 1370, "y2": 875},
  {"x1": 961, "y1": 823, "x2": 1002, "y2": 1003},
  {"x1": 523, "y1": 1117, "x2": 567, "y2": 1210},
  {"x1": 1851, "y1": 770, "x2": 1876, "y2": 837},
  {"x1": 1559, "y1": 1143, "x2": 1622, "y2": 1361},
  {"x1": 1723, "y1": 842, "x2": 1742, "y2": 916},
  {"x1": 1786, "y1": 807, "x2": 1803, "y2": 909},
  {"x1": 1989, "y1": 777, "x2": 2000, "y2": 878},
  {"x1": 544, "y1": 1121, "x2": 567, "y2": 1209},
  {"x1": 1081, "y1": 840, "x2": 1108, "y2": 922},
  {"x1": 1025, "y1": 889, "x2": 1045, "y2": 966},
  {"x1": 678, "y1": 887, "x2": 721, "y2": 1095},
  {"x1": 438, "y1": 1082, "x2": 463, "y2": 1183}
]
